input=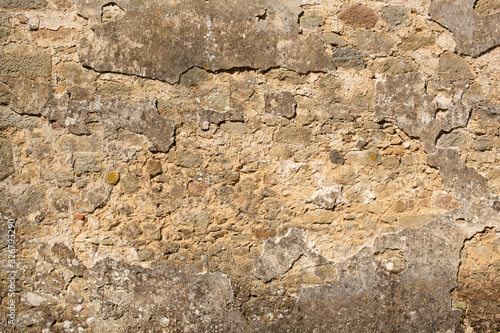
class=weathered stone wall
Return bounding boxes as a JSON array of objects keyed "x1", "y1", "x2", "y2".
[{"x1": 0, "y1": 0, "x2": 499, "y2": 331}]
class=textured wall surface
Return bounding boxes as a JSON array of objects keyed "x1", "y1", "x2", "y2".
[{"x1": 0, "y1": 0, "x2": 499, "y2": 331}]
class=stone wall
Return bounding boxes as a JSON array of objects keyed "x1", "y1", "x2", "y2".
[{"x1": 0, "y1": 0, "x2": 499, "y2": 331}]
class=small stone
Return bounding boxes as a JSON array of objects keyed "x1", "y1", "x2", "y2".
[
  {"x1": 146, "y1": 159, "x2": 163, "y2": 178},
  {"x1": 0, "y1": 12, "x2": 11, "y2": 40},
  {"x1": 0, "y1": 82, "x2": 12, "y2": 105},
  {"x1": 439, "y1": 51, "x2": 475, "y2": 81},
  {"x1": 0, "y1": 0, "x2": 47, "y2": 8},
  {"x1": 164, "y1": 241, "x2": 180, "y2": 254},
  {"x1": 353, "y1": 31, "x2": 395, "y2": 56},
  {"x1": 329, "y1": 150, "x2": 344, "y2": 164},
  {"x1": 220, "y1": 122, "x2": 248, "y2": 134},
  {"x1": 73, "y1": 214, "x2": 85, "y2": 220},
  {"x1": 104, "y1": 171, "x2": 120, "y2": 185},
  {"x1": 0, "y1": 138, "x2": 14, "y2": 180},
  {"x1": 175, "y1": 149, "x2": 203, "y2": 168},
  {"x1": 300, "y1": 11, "x2": 324, "y2": 29},
  {"x1": 331, "y1": 49, "x2": 366, "y2": 71},
  {"x1": 137, "y1": 248, "x2": 154, "y2": 261},
  {"x1": 323, "y1": 32, "x2": 347, "y2": 46},
  {"x1": 274, "y1": 127, "x2": 312, "y2": 143},
  {"x1": 400, "y1": 32, "x2": 436, "y2": 51},
  {"x1": 339, "y1": 4, "x2": 378, "y2": 29},
  {"x1": 20, "y1": 164, "x2": 39, "y2": 182},
  {"x1": 380, "y1": 216, "x2": 397, "y2": 224},
  {"x1": 265, "y1": 91, "x2": 296, "y2": 119},
  {"x1": 74, "y1": 200, "x2": 94, "y2": 214},
  {"x1": 202, "y1": 87, "x2": 230, "y2": 110},
  {"x1": 381, "y1": 6, "x2": 410, "y2": 30},
  {"x1": 121, "y1": 175, "x2": 139, "y2": 193},
  {"x1": 179, "y1": 67, "x2": 212, "y2": 86},
  {"x1": 224, "y1": 171, "x2": 240, "y2": 185},
  {"x1": 304, "y1": 209, "x2": 335, "y2": 224},
  {"x1": 382, "y1": 156, "x2": 400, "y2": 169},
  {"x1": 296, "y1": 113, "x2": 315, "y2": 126},
  {"x1": 474, "y1": 137, "x2": 492, "y2": 151},
  {"x1": 270, "y1": 146, "x2": 292, "y2": 158},
  {"x1": 306, "y1": 185, "x2": 342, "y2": 210}
]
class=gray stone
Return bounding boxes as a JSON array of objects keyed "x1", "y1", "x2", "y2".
[
  {"x1": 0, "y1": 137, "x2": 14, "y2": 180},
  {"x1": 197, "y1": 108, "x2": 243, "y2": 130},
  {"x1": 381, "y1": 6, "x2": 410, "y2": 30},
  {"x1": 436, "y1": 132, "x2": 466, "y2": 147},
  {"x1": 81, "y1": 181, "x2": 112, "y2": 211},
  {"x1": 75, "y1": 0, "x2": 334, "y2": 83},
  {"x1": 439, "y1": 51, "x2": 475, "y2": 81},
  {"x1": 329, "y1": 150, "x2": 344, "y2": 164},
  {"x1": 429, "y1": 0, "x2": 500, "y2": 57},
  {"x1": 353, "y1": 31, "x2": 395, "y2": 56},
  {"x1": 300, "y1": 11, "x2": 324, "y2": 29},
  {"x1": 121, "y1": 175, "x2": 139, "y2": 194},
  {"x1": 179, "y1": 67, "x2": 212, "y2": 86},
  {"x1": 265, "y1": 91, "x2": 296, "y2": 119},
  {"x1": 474, "y1": 137, "x2": 492, "y2": 151},
  {"x1": 374, "y1": 73, "x2": 470, "y2": 152},
  {"x1": 0, "y1": 0, "x2": 46, "y2": 8},
  {"x1": 253, "y1": 228, "x2": 308, "y2": 282},
  {"x1": 15, "y1": 186, "x2": 46, "y2": 214},
  {"x1": 427, "y1": 148, "x2": 489, "y2": 205},
  {"x1": 202, "y1": 87, "x2": 231, "y2": 111},
  {"x1": 46, "y1": 95, "x2": 175, "y2": 153},
  {"x1": 0, "y1": 12, "x2": 10, "y2": 40},
  {"x1": 0, "y1": 82, "x2": 11, "y2": 105},
  {"x1": 274, "y1": 127, "x2": 312, "y2": 143},
  {"x1": 323, "y1": 32, "x2": 347, "y2": 46},
  {"x1": 137, "y1": 248, "x2": 154, "y2": 261},
  {"x1": 0, "y1": 106, "x2": 42, "y2": 129},
  {"x1": 332, "y1": 49, "x2": 366, "y2": 71}
]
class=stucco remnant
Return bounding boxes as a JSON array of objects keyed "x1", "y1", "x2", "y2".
[{"x1": 429, "y1": 0, "x2": 500, "y2": 57}]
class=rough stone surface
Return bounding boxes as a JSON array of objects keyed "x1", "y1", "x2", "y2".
[
  {"x1": 381, "y1": 5, "x2": 410, "y2": 30},
  {"x1": 265, "y1": 91, "x2": 296, "y2": 119},
  {"x1": 0, "y1": 0, "x2": 46, "y2": 8},
  {"x1": 429, "y1": 0, "x2": 500, "y2": 57},
  {"x1": 1, "y1": 0, "x2": 499, "y2": 331}
]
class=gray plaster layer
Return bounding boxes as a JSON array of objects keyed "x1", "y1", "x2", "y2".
[
  {"x1": 429, "y1": 0, "x2": 500, "y2": 57},
  {"x1": 374, "y1": 73, "x2": 470, "y2": 152},
  {"x1": 74, "y1": 0, "x2": 334, "y2": 83}
]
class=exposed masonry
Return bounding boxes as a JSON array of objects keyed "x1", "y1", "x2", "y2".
[{"x1": 0, "y1": 0, "x2": 499, "y2": 331}]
